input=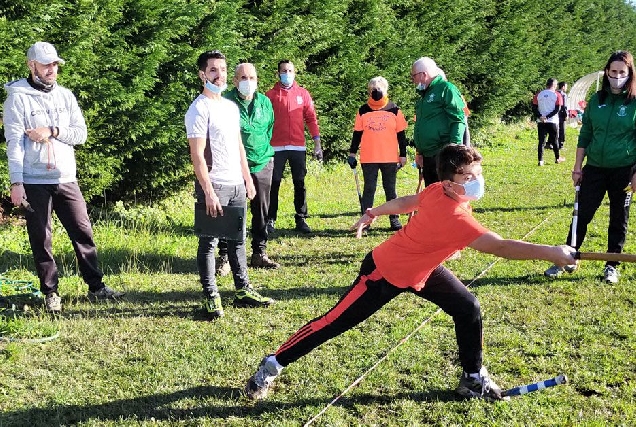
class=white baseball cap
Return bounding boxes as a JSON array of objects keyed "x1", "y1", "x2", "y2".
[{"x1": 27, "y1": 42, "x2": 65, "y2": 65}]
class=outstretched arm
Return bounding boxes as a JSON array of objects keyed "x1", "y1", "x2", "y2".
[
  {"x1": 469, "y1": 231, "x2": 576, "y2": 267},
  {"x1": 351, "y1": 195, "x2": 419, "y2": 237}
]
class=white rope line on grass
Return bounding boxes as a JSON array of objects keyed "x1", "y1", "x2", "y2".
[{"x1": 303, "y1": 214, "x2": 555, "y2": 427}]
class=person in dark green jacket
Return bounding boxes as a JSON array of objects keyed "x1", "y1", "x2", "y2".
[
  {"x1": 217, "y1": 63, "x2": 279, "y2": 272},
  {"x1": 411, "y1": 57, "x2": 466, "y2": 186},
  {"x1": 545, "y1": 50, "x2": 636, "y2": 284}
]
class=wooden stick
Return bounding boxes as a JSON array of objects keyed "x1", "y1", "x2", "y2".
[{"x1": 575, "y1": 252, "x2": 636, "y2": 263}]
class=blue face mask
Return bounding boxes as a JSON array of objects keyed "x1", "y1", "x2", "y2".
[
  {"x1": 205, "y1": 80, "x2": 227, "y2": 94},
  {"x1": 462, "y1": 175, "x2": 485, "y2": 200},
  {"x1": 280, "y1": 73, "x2": 294, "y2": 86}
]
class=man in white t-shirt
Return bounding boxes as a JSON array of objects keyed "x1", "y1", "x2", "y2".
[
  {"x1": 532, "y1": 78, "x2": 565, "y2": 166},
  {"x1": 185, "y1": 50, "x2": 274, "y2": 319}
]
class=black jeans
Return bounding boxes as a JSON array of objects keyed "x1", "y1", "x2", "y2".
[
  {"x1": 274, "y1": 252, "x2": 483, "y2": 373},
  {"x1": 269, "y1": 150, "x2": 307, "y2": 221},
  {"x1": 566, "y1": 164, "x2": 633, "y2": 267},
  {"x1": 195, "y1": 180, "x2": 249, "y2": 295},
  {"x1": 23, "y1": 182, "x2": 104, "y2": 295},
  {"x1": 537, "y1": 122, "x2": 561, "y2": 162},
  {"x1": 361, "y1": 162, "x2": 399, "y2": 221},
  {"x1": 558, "y1": 117, "x2": 566, "y2": 146},
  {"x1": 219, "y1": 159, "x2": 274, "y2": 256},
  {"x1": 422, "y1": 155, "x2": 440, "y2": 187}
]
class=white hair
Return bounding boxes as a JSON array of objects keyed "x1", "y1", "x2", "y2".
[
  {"x1": 234, "y1": 62, "x2": 256, "y2": 77},
  {"x1": 368, "y1": 76, "x2": 388, "y2": 92},
  {"x1": 413, "y1": 57, "x2": 441, "y2": 78}
]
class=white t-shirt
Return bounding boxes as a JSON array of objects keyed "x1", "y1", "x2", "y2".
[
  {"x1": 185, "y1": 94, "x2": 243, "y2": 185},
  {"x1": 537, "y1": 89, "x2": 561, "y2": 124}
]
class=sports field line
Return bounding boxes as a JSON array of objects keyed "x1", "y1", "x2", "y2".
[{"x1": 303, "y1": 214, "x2": 555, "y2": 427}]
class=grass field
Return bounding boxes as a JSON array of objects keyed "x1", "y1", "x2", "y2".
[{"x1": 1, "y1": 122, "x2": 635, "y2": 426}]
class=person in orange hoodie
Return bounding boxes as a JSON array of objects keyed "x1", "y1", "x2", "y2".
[{"x1": 347, "y1": 76, "x2": 407, "y2": 231}]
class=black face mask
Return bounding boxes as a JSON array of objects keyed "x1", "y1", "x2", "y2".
[{"x1": 371, "y1": 89, "x2": 383, "y2": 101}]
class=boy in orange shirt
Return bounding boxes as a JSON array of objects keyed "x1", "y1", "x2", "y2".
[{"x1": 245, "y1": 144, "x2": 576, "y2": 402}]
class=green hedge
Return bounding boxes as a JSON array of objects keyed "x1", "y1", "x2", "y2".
[{"x1": 1, "y1": 0, "x2": 635, "y2": 202}]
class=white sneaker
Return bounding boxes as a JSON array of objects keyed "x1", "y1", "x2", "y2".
[
  {"x1": 45, "y1": 292, "x2": 62, "y2": 313},
  {"x1": 603, "y1": 265, "x2": 619, "y2": 284},
  {"x1": 456, "y1": 366, "x2": 509, "y2": 402},
  {"x1": 245, "y1": 355, "x2": 283, "y2": 400},
  {"x1": 544, "y1": 264, "x2": 577, "y2": 278},
  {"x1": 538, "y1": 160, "x2": 544, "y2": 166}
]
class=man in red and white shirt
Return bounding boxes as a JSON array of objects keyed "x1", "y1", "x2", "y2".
[
  {"x1": 532, "y1": 78, "x2": 565, "y2": 166},
  {"x1": 266, "y1": 60, "x2": 321, "y2": 234}
]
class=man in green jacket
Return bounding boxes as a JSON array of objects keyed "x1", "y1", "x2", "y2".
[
  {"x1": 411, "y1": 57, "x2": 466, "y2": 186},
  {"x1": 217, "y1": 63, "x2": 279, "y2": 270}
]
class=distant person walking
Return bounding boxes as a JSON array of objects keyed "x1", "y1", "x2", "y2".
[
  {"x1": 545, "y1": 50, "x2": 636, "y2": 284},
  {"x1": 410, "y1": 57, "x2": 466, "y2": 186},
  {"x1": 557, "y1": 82, "x2": 569, "y2": 148},
  {"x1": 3, "y1": 42, "x2": 124, "y2": 313},
  {"x1": 266, "y1": 60, "x2": 321, "y2": 234},
  {"x1": 532, "y1": 78, "x2": 565, "y2": 166},
  {"x1": 185, "y1": 50, "x2": 274, "y2": 319},
  {"x1": 347, "y1": 76, "x2": 407, "y2": 231}
]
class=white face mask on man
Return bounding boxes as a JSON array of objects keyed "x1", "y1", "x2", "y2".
[
  {"x1": 205, "y1": 80, "x2": 227, "y2": 94},
  {"x1": 238, "y1": 80, "x2": 258, "y2": 97}
]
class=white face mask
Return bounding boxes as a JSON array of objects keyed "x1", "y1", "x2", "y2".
[
  {"x1": 205, "y1": 80, "x2": 227, "y2": 94},
  {"x1": 238, "y1": 80, "x2": 258, "y2": 97},
  {"x1": 608, "y1": 76, "x2": 629, "y2": 90},
  {"x1": 416, "y1": 82, "x2": 427, "y2": 91},
  {"x1": 461, "y1": 175, "x2": 485, "y2": 200}
]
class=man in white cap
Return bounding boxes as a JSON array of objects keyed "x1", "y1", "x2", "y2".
[{"x1": 3, "y1": 41, "x2": 124, "y2": 313}]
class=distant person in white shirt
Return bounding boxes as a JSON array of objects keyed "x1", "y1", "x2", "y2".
[{"x1": 532, "y1": 78, "x2": 565, "y2": 166}]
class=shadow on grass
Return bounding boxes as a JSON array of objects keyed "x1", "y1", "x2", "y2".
[
  {"x1": 7, "y1": 285, "x2": 354, "y2": 321},
  {"x1": 472, "y1": 203, "x2": 568, "y2": 214},
  {"x1": 313, "y1": 210, "x2": 361, "y2": 219},
  {"x1": 467, "y1": 273, "x2": 577, "y2": 288},
  {"x1": 268, "y1": 226, "x2": 359, "y2": 239},
  {"x1": 2, "y1": 238, "x2": 364, "y2": 275},
  {"x1": 0, "y1": 248, "x2": 198, "y2": 276},
  {"x1": 0, "y1": 385, "x2": 459, "y2": 426}
]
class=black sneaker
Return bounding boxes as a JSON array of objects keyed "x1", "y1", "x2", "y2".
[
  {"x1": 234, "y1": 287, "x2": 274, "y2": 307},
  {"x1": 295, "y1": 218, "x2": 311, "y2": 234},
  {"x1": 245, "y1": 355, "x2": 282, "y2": 400},
  {"x1": 456, "y1": 366, "x2": 509, "y2": 402},
  {"x1": 87, "y1": 285, "x2": 125, "y2": 301},
  {"x1": 389, "y1": 216, "x2": 402, "y2": 231},
  {"x1": 203, "y1": 293, "x2": 224, "y2": 319}
]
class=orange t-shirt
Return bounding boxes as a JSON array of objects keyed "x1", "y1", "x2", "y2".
[
  {"x1": 372, "y1": 183, "x2": 488, "y2": 290},
  {"x1": 354, "y1": 103, "x2": 408, "y2": 163}
]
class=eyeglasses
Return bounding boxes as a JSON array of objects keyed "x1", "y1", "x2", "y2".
[{"x1": 411, "y1": 71, "x2": 424, "y2": 79}]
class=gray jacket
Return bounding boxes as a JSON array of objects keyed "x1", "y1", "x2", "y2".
[{"x1": 3, "y1": 78, "x2": 87, "y2": 184}]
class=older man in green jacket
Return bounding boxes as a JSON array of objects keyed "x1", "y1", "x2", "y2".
[
  {"x1": 411, "y1": 57, "x2": 466, "y2": 186},
  {"x1": 217, "y1": 63, "x2": 280, "y2": 271}
]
